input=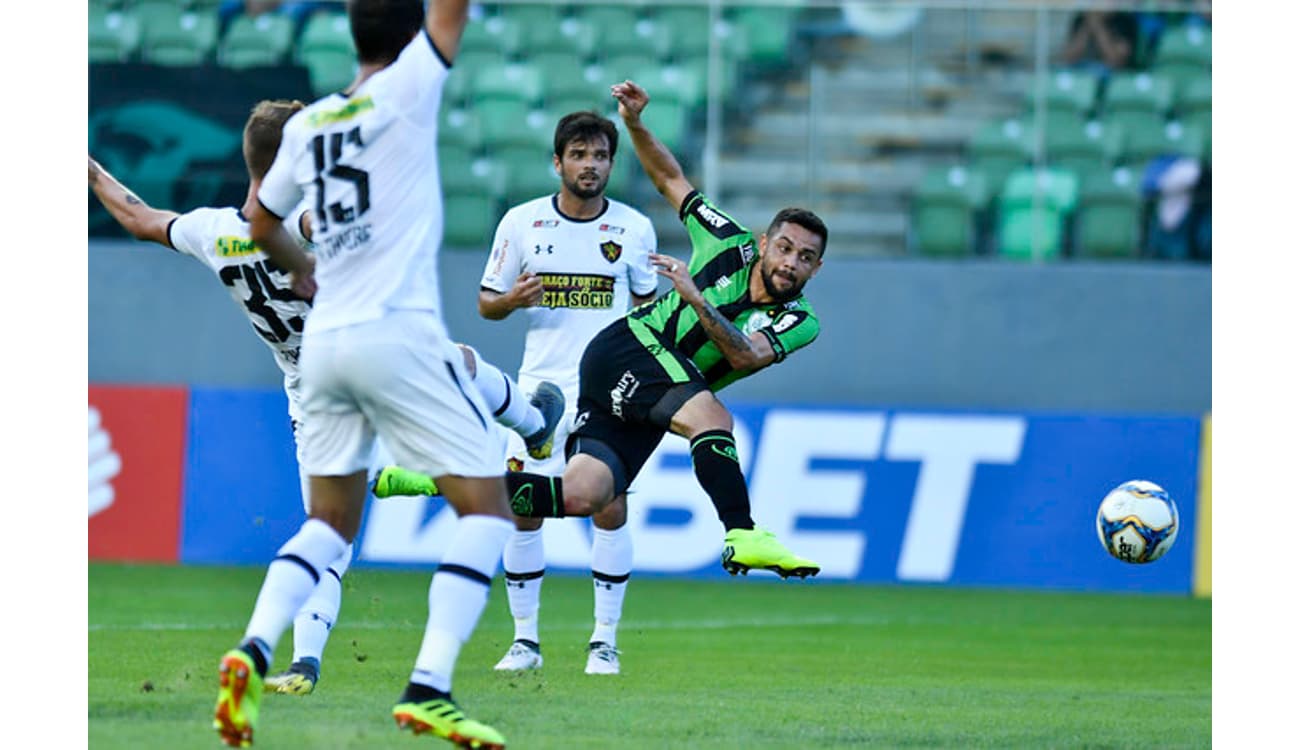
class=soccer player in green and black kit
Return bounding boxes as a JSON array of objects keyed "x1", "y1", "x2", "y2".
[{"x1": 377, "y1": 79, "x2": 826, "y2": 578}]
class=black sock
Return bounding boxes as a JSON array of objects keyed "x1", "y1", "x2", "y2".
[
  {"x1": 690, "y1": 430, "x2": 754, "y2": 531},
  {"x1": 399, "y1": 682, "x2": 450, "y2": 704},
  {"x1": 505, "y1": 472, "x2": 566, "y2": 518},
  {"x1": 239, "y1": 638, "x2": 270, "y2": 678}
]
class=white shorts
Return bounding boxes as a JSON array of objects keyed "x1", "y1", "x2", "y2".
[
  {"x1": 298, "y1": 311, "x2": 501, "y2": 479},
  {"x1": 503, "y1": 408, "x2": 575, "y2": 477}
]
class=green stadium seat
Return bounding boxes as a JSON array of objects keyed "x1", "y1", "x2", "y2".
[
  {"x1": 1102, "y1": 72, "x2": 1174, "y2": 138},
  {"x1": 439, "y1": 106, "x2": 483, "y2": 152},
  {"x1": 997, "y1": 167, "x2": 1079, "y2": 261},
  {"x1": 475, "y1": 100, "x2": 551, "y2": 150},
  {"x1": 220, "y1": 12, "x2": 295, "y2": 68},
  {"x1": 471, "y1": 62, "x2": 544, "y2": 107},
  {"x1": 296, "y1": 13, "x2": 356, "y2": 97},
  {"x1": 1152, "y1": 23, "x2": 1211, "y2": 97},
  {"x1": 1074, "y1": 167, "x2": 1143, "y2": 259},
  {"x1": 139, "y1": 7, "x2": 220, "y2": 66},
  {"x1": 1023, "y1": 69, "x2": 1099, "y2": 128},
  {"x1": 585, "y1": 24, "x2": 657, "y2": 65},
  {"x1": 1044, "y1": 120, "x2": 1123, "y2": 174},
  {"x1": 638, "y1": 97, "x2": 688, "y2": 152},
  {"x1": 725, "y1": 7, "x2": 795, "y2": 67},
  {"x1": 89, "y1": 8, "x2": 142, "y2": 63},
  {"x1": 460, "y1": 16, "x2": 522, "y2": 61},
  {"x1": 532, "y1": 52, "x2": 596, "y2": 103},
  {"x1": 1174, "y1": 74, "x2": 1211, "y2": 144},
  {"x1": 494, "y1": 3, "x2": 563, "y2": 30},
  {"x1": 911, "y1": 166, "x2": 989, "y2": 258},
  {"x1": 441, "y1": 66, "x2": 474, "y2": 110},
  {"x1": 443, "y1": 191, "x2": 502, "y2": 249},
  {"x1": 441, "y1": 148, "x2": 506, "y2": 202},
  {"x1": 650, "y1": 7, "x2": 713, "y2": 61},
  {"x1": 508, "y1": 10, "x2": 581, "y2": 58},
  {"x1": 496, "y1": 144, "x2": 562, "y2": 208},
  {"x1": 572, "y1": 5, "x2": 641, "y2": 36},
  {"x1": 1121, "y1": 120, "x2": 1206, "y2": 167},
  {"x1": 967, "y1": 118, "x2": 1032, "y2": 197},
  {"x1": 601, "y1": 51, "x2": 663, "y2": 85},
  {"x1": 631, "y1": 64, "x2": 705, "y2": 111}
]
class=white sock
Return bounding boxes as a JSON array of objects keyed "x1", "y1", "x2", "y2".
[
  {"x1": 465, "y1": 347, "x2": 543, "y2": 438},
  {"x1": 502, "y1": 528, "x2": 546, "y2": 644},
  {"x1": 291, "y1": 543, "x2": 353, "y2": 667},
  {"x1": 244, "y1": 519, "x2": 348, "y2": 664},
  {"x1": 410, "y1": 514, "x2": 514, "y2": 692},
  {"x1": 590, "y1": 525, "x2": 632, "y2": 647}
]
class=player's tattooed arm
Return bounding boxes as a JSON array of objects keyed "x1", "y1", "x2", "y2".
[
  {"x1": 87, "y1": 155, "x2": 179, "y2": 248},
  {"x1": 650, "y1": 253, "x2": 775, "y2": 371}
]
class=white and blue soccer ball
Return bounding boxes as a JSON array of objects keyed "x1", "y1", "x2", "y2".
[{"x1": 1096, "y1": 480, "x2": 1180, "y2": 564}]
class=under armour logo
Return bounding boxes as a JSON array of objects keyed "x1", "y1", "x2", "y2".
[{"x1": 534, "y1": 244, "x2": 553, "y2": 254}]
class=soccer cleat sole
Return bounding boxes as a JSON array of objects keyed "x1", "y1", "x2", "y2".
[
  {"x1": 214, "y1": 656, "x2": 255, "y2": 747},
  {"x1": 393, "y1": 713, "x2": 506, "y2": 750},
  {"x1": 264, "y1": 673, "x2": 315, "y2": 696},
  {"x1": 721, "y1": 546, "x2": 820, "y2": 579}
]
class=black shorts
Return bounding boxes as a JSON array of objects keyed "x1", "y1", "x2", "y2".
[{"x1": 566, "y1": 319, "x2": 708, "y2": 494}]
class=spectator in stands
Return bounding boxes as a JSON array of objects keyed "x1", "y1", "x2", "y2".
[
  {"x1": 219, "y1": 0, "x2": 327, "y2": 34},
  {"x1": 1059, "y1": 8, "x2": 1140, "y2": 76}
]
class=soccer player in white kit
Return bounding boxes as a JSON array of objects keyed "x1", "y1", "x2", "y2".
[
  {"x1": 88, "y1": 100, "x2": 355, "y2": 697},
  {"x1": 213, "y1": 1, "x2": 516, "y2": 747},
  {"x1": 479, "y1": 112, "x2": 657, "y2": 676},
  {"x1": 372, "y1": 111, "x2": 658, "y2": 676}
]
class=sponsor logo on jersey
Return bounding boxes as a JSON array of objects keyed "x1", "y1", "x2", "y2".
[
  {"x1": 533, "y1": 220, "x2": 560, "y2": 228},
  {"x1": 716, "y1": 275, "x2": 731, "y2": 289},
  {"x1": 216, "y1": 236, "x2": 260, "y2": 258},
  {"x1": 600, "y1": 240, "x2": 622, "y2": 263},
  {"x1": 538, "y1": 272, "x2": 616, "y2": 309},
  {"x1": 307, "y1": 95, "x2": 375, "y2": 127},
  {"x1": 695, "y1": 203, "x2": 730, "y2": 229},
  {"x1": 772, "y1": 312, "x2": 802, "y2": 333},
  {"x1": 739, "y1": 241, "x2": 756, "y2": 264},
  {"x1": 740, "y1": 311, "x2": 772, "y2": 336},
  {"x1": 534, "y1": 244, "x2": 554, "y2": 254},
  {"x1": 599, "y1": 223, "x2": 625, "y2": 235}
]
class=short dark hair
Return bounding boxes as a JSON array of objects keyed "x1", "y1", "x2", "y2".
[
  {"x1": 767, "y1": 208, "x2": 829, "y2": 256},
  {"x1": 348, "y1": 0, "x2": 424, "y2": 65},
  {"x1": 244, "y1": 99, "x2": 305, "y2": 179},
  {"x1": 553, "y1": 111, "x2": 619, "y2": 159}
]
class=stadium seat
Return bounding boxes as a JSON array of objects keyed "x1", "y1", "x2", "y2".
[
  {"x1": 1152, "y1": 22, "x2": 1211, "y2": 97},
  {"x1": 725, "y1": 7, "x2": 795, "y2": 68},
  {"x1": 459, "y1": 15, "x2": 522, "y2": 61},
  {"x1": 997, "y1": 167, "x2": 1079, "y2": 261},
  {"x1": 1074, "y1": 167, "x2": 1143, "y2": 259},
  {"x1": 571, "y1": 5, "x2": 641, "y2": 37},
  {"x1": 1023, "y1": 69, "x2": 1100, "y2": 131},
  {"x1": 631, "y1": 64, "x2": 705, "y2": 111},
  {"x1": 496, "y1": 145, "x2": 562, "y2": 208},
  {"x1": 911, "y1": 166, "x2": 989, "y2": 258},
  {"x1": 89, "y1": 7, "x2": 142, "y2": 63},
  {"x1": 220, "y1": 12, "x2": 295, "y2": 68},
  {"x1": 532, "y1": 53, "x2": 598, "y2": 108},
  {"x1": 443, "y1": 192, "x2": 502, "y2": 249},
  {"x1": 1174, "y1": 74, "x2": 1211, "y2": 143},
  {"x1": 439, "y1": 106, "x2": 484, "y2": 153},
  {"x1": 967, "y1": 118, "x2": 1033, "y2": 197},
  {"x1": 296, "y1": 11, "x2": 356, "y2": 97},
  {"x1": 441, "y1": 66, "x2": 473, "y2": 110},
  {"x1": 585, "y1": 23, "x2": 658, "y2": 65},
  {"x1": 494, "y1": 2, "x2": 563, "y2": 30},
  {"x1": 1101, "y1": 72, "x2": 1174, "y2": 139},
  {"x1": 601, "y1": 51, "x2": 664, "y2": 86},
  {"x1": 1122, "y1": 120, "x2": 1206, "y2": 168},
  {"x1": 1044, "y1": 120, "x2": 1123, "y2": 174},
  {"x1": 650, "y1": 7, "x2": 713, "y2": 60},
  {"x1": 472, "y1": 62, "x2": 545, "y2": 107},
  {"x1": 475, "y1": 100, "x2": 551, "y2": 151},
  {"x1": 638, "y1": 98, "x2": 688, "y2": 152},
  {"x1": 139, "y1": 6, "x2": 220, "y2": 66},
  {"x1": 441, "y1": 148, "x2": 506, "y2": 203}
]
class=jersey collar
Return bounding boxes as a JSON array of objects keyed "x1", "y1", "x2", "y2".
[{"x1": 552, "y1": 194, "x2": 609, "y2": 224}]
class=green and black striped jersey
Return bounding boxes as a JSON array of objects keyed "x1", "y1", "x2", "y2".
[{"x1": 627, "y1": 190, "x2": 820, "y2": 390}]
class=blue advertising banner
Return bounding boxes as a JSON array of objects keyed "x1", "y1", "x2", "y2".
[{"x1": 178, "y1": 387, "x2": 1203, "y2": 593}]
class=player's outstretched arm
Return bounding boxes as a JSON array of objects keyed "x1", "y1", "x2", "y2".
[
  {"x1": 426, "y1": 0, "x2": 471, "y2": 62},
  {"x1": 612, "y1": 80, "x2": 694, "y2": 213},
  {"x1": 87, "y1": 156, "x2": 179, "y2": 248},
  {"x1": 650, "y1": 253, "x2": 776, "y2": 372}
]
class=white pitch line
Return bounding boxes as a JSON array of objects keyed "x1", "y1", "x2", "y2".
[{"x1": 88, "y1": 613, "x2": 906, "y2": 633}]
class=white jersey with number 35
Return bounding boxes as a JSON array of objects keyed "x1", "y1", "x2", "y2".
[{"x1": 257, "y1": 30, "x2": 452, "y2": 335}]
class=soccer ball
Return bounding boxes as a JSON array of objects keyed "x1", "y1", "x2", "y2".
[{"x1": 1095, "y1": 480, "x2": 1179, "y2": 564}]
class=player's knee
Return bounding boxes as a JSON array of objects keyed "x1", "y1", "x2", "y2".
[
  {"x1": 561, "y1": 457, "x2": 616, "y2": 517},
  {"x1": 593, "y1": 496, "x2": 627, "y2": 529}
]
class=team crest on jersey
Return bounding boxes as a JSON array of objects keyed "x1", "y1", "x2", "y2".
[
  {"x1": 533, "y1": 220, "x2": 560, "y2": 228},
  {"x1": 506, "y1": 456, "x2": 525, "y2": 472},
  {"x1": 599, "y1": 223, "x2": 625, "y2": 235},
  {"x1": 600, "y1": 240, "x2": 622, "y2": 263}
]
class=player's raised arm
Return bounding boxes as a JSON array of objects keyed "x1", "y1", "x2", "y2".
[
  {"x1": 87, "y1": 156, "x2": 179, "y2": 248},
  {"x1": 426, "y1": 0, "x2": 471, "y2": 62},
  {"x1": 612, "y1": 80, "x2": 694, "y2": 213}
]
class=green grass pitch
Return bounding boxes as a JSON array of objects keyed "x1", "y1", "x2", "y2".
[{"x1": 89, "y1": 562, "x2": 1210, "y2": 748}]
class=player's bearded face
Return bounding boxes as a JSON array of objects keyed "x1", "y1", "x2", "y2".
[
  {"x1": 557, "y1": 137, "x2": 612, "y2": 200},
  {"x1": 758, "y1": 224, "x2": 823, "y2": 303}
]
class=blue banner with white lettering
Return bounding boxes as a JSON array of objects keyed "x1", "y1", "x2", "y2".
[{"x1": 178, "y1": 387, "x2": 1203, "y2": 593}]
